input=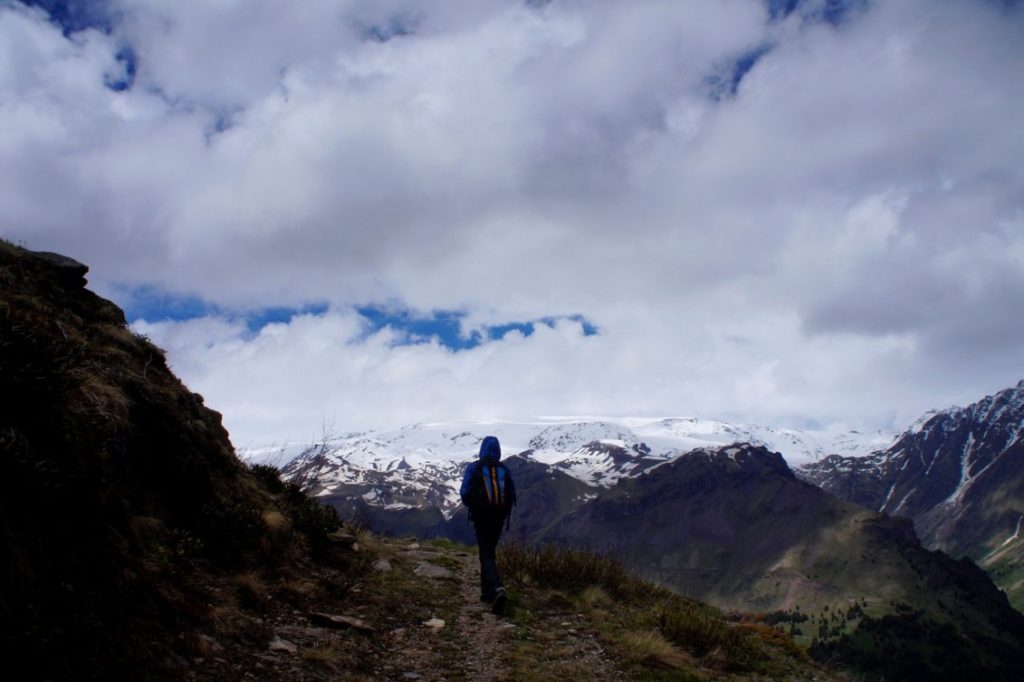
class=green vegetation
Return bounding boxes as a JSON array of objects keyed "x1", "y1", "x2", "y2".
[
  {"x1": 810, "y1": 605, "x2": 1024, "y2": 682},
  {"x1": 499, "y1": 543, "x2": 818, "y2": 679},
  {"x1": 981, "y1": 537, "x2": 1024, "y2": 612},
  {"x1": 249, "y1": 462, "x2": 343, "y2": 557},
  {"x1": 498, "y1": 542, "x2": 646, "y2": 598}
]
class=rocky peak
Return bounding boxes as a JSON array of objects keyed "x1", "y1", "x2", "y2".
[
  {"x1": 527, "y1": 421, "x2": 639, "y2": 452},
  {"x1": 665, "y1": 442, "x2": 795, "y2": 480},
  {"x1": 797, "y1": 380, "x2": 1024, "y2": 608}
]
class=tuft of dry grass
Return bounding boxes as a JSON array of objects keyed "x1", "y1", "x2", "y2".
[
  {"x1": 231, "y1": 571, "x2": 270, "y2": 611},
  {"x1": 499, "y1": 543, "x2": 637, "y2": 597},
  {"x1": 658, "y1": 595, "x2": 775, "y2": 671},
  {"x1": 300, "y1": 642, "x2": 350, "y2": 673},
  {"x1": 578, "y1": 585, "x2": 613, "y2": 610},
  {"x1": 618, "y1": 629, "x2": 694, "y2": 670}
]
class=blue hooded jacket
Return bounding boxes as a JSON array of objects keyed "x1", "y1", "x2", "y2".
[
  {"x1": 478, "y1": 436, "x2": 501, "y2": 463},
  {"x1": 460, "y1": 436, "x2": 515, "y2": 517}
]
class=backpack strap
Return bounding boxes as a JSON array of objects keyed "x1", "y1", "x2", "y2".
[
  {"x1": 481, "y1": 464, "x2": 493, "y2": 504},
  {"x1": 495, "y1": 466, "x2": 506, "y2": 506}
]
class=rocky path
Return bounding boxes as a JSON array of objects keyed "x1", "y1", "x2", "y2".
[
  {"x1": 198, "y1": 537, "x2": 628, "y2": 681},
  {"x1": 370, "y1": 540, "x2": 517, "y2": 681},
  {"x1": 452, "y1": 548, "x2": 518, "y2": 680},
  {"x1": 362, "y1": 538, "x2": 626, "y2": 680}
]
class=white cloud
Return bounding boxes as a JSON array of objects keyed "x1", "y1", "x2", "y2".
[
  {"x1": 134, "y1": 301, "x2": 924, "y2": 448},
  {"x1": 4, "y1": 0, "x2": 1024, "y2": 446}
]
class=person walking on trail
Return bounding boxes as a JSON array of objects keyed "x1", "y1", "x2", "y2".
[{"x1": 460, "y1": 435, "x2": 517, "y2": 615}]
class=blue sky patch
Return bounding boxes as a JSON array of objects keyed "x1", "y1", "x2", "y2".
[
  {"x1": 118, "y1": 287, "x2": 596, "y2": 350},
  {"x1": 488, "y1": 315, "x2": 599, "y2": 342},
  {"x1": 119, "y1": 285, "x2": 327, "y2": 335},
  {"x1": 764, "y1": 0, "x2": 870, "y2": 26},
  {"x1": 819, "y1": 0, "x2": 870, "y2": 26},
  {"x1": 243, "y1": 304, "x2": 329, "y2": 333},
  {"x1": 356, "y1": 306, "x2": 598, "y2": 351},
  {"x1": 19, "y1": 2, "x2": 136, "y2": 92},
  {"x1": 706, "y1": 44, "x2": 772, "y2": 100},
  {"x1": 357, "y1": 306, "x2": 475, "y2": 349},
  {"x1": 359, "y1": 14, "x2": 417, "y2": 43},
  {"x1": 121, "y1": 285, "x2": 215, "y2": 323},
  {"x1": 20, "y1": 0, "x2": 115, "y2": 35},
  {"x1": 104, "y1": 46, "x2": 137, "y2": 92},
  {"x1": 766, "y1": 0, "x2": 801, "y2": 20}
]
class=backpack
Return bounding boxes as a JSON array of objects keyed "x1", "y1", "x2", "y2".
[{"x1": 463, "y1": 461, "x2": 516, "y2": 522}]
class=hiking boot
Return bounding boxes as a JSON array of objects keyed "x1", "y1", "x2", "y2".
[{"x1": 491, "y1": 588, "x2": 507, "y2": 616}]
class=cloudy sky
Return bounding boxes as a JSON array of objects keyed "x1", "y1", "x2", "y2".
[{"x1": 3, "y1": 0, "x2": 1023, "y2": 450}]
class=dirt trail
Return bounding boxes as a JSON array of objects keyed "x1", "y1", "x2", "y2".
[
  {"x1": 452, "y1": 550, "x2": 517, "y2": 680},
  {"x1": 218, "y1": 537, "x2": 626, "y2": 680},
  {"x1": 372, "y1": 539, "x2": 625, "y2": 681},
  {"x1": 369, "y1": 541, "x2": 516, "y2": 681}
]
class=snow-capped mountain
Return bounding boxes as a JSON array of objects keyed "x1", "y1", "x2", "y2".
[
  {"x1": 799, "y1": 380, "x2": 1024, "y2": 608},
  {"x1": 277, "y1": 416, "x2": 893, "y2": 518},
  {"x1": 800, "y1": 381, "x2": 1024, "y2": 527}
]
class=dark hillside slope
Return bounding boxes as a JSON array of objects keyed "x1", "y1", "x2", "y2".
[
  {"x1": 0, "y1": 243, "x2": 341, "y2": 680},
  {"x1": 544, "y1": 444, "x2": 1024, "y2": 680}
]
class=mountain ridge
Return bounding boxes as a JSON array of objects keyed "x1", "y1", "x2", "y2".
[
  {"x1": 799, "y1": 380, "x2": 1024, "y2": 608},
  {"x1": 279, "y1": 416, "x2": 895, "y2": 520}
]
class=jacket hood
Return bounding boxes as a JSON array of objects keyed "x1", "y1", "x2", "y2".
[{"x1": 479, "y1": 436, "x2": 501, "y2": 463}]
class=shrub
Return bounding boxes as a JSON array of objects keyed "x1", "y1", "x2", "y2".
[
  {"x1": 658, "y1": 597, "x2": 773, "y2": 672},
  {"x1": 280, "y1": 481, "x2": 341, "y2": 557},
  {"x1": 618, "y1": 630, "x2": 692, "y2": 669},
  {"x1": 498, "y1": 543, "x2": 636, "y2": 597},
  {"x1": 245, "y1": 462, "x2": 341, "y2": 557},
  {"x1": 248, "y1": 463, "x2": 287, "y2": 494}
]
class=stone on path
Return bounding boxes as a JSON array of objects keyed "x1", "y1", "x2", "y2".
[
  {"x1": 268, "y1": 636, "x2": 297, "y2": 654},
  {"x1": 414, "y1": 561, "x2": 454, "y2": 579},
  {"x1": 373, "y1": 558, "x2": 393, "y2": 572},
  {"x1": 422, "y1": 617, "x2": 446, "y2": 630},
  {"x1": 309, "y1": 611, "x2": 374, "y2": 633},
  {"x1": 274, "y1": 625, "x2": 333, "y2": 643}
]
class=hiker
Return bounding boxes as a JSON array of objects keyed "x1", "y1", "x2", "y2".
[{"x1": 460, "y1": 435, "x2": 517, "y2": 615}]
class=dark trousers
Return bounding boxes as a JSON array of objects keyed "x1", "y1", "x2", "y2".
[{"x1": 473, "y1": 517, "x2": 504, "y2": 600}]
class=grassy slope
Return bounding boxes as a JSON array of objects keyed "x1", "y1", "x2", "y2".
[
  {"x1": 981, "y1": 535, "x2": 1024, "y2": 612},
  {"x1": 0, "y1": 242, "x2": 350, "y2": 679},
  {"x1": 496, "y1": 542, "x2": 842, "y2": 681},
  {"x1": 542, "y1": 448, "x2": 1024, "y2": 680}
]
